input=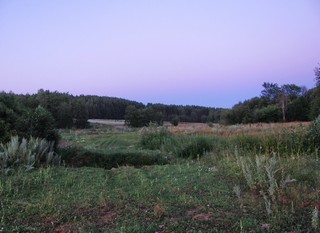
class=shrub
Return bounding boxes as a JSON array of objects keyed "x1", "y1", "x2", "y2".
[
  {"x1": 31, "y1": 106, "x2": 57, "y2": 139},
  {"x1": 16, "y1": 106, "x2": 61, "y2": 145},
  {"x1": 125, "y1": 106, "x2": 163, "y2": 128},
  {"x1": 177, "y1": 137, "x2": 213, "y2": 159},
  {"x1": 0, "y1": 119, "x2": 10, "y2": 142},
  {"x1": 170, "y1": 115, "x2": 179, "y2": 126},
  {"x1": 140, "y1": 125, "x2": 172, "y2": 150}
]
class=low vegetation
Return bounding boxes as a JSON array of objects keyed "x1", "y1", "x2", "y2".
[{"x1": 0, "y1": 119, "x2": 320, "y2": 232}]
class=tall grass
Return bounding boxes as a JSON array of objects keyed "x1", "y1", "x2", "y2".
[
  {"x1": 140, "y1": 126, "x2": 225, "y2": 159},
  {"x1": 229, "y1": 124, "x2": 312, "y2": 156},
  {"x1": 140, "y1": 125, "x2": 172, "y2": 150},
  {"x1": 310, "y1": 115, "x2": 320, "y2": 149},
  {"x1": 0, "y1": 136, "x2": 60, "y2": 174}
]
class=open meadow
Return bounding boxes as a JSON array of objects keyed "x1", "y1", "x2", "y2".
[
  {"x1": 1, "y1": 121, "x2": 320, "y2": 232},
  {"x1": 2, "y1": 1, "x2": 319, "y2": 232}
]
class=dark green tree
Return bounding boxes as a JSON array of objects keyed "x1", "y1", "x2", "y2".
[
  {"x1": 30, "y1": 106, "x2": 59, "y2": 142},
  {"x1": 261, "y1": 82, "x2": 281, "y2": 103},
  {"x1": 72, "y1": 99, "x2": 89, "y2": 128},
  {"x1": 170, "y1": 115, "x2": 179, "y2": 126},
  {"x1": 57, "y1": 102, "x2": 73, "y2": 128},
  {"x1": 125, "y1": 105, "x2": 146, "y2": 127}
]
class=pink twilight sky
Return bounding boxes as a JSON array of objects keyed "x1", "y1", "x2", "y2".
[{"x1": 1, "y1": 1, "x2": 320, "y2": 108}]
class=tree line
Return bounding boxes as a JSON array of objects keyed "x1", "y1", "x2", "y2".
[
  {"x1": 224, "y1": 64, "x2": 320, "y2": 124},
  {"x1": 0, "y1": 89, "x2": 226, "y2": 141},
  {"x1": 124, "y1": 103, "x2": 227, "y2": 127},
  {"x1": 1, "y1": 64, "x2": 319, "y2": 141}
]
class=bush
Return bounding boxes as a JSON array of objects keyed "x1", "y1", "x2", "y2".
[
  {"x1": 170, "y1": 115, "x2": 179, "y2": 126},
  {"x1": 0, "y1": 119, "x2": 10, "y2": 142},
  {"x1": 140, "y1": 125, "x2": 172, "y2": 150},
  {"x1": 58, "y1": 146, "x2": 169, "y2": 169},
  {"x1": 177, "y1": 137, "x2": 213, "y2": 159},
  {"x1": 16, "y1": 106, "x2": 61, "y2": 145}
]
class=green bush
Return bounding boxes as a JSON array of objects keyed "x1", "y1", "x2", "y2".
[
  {"x1": 0, "y1": 119, "x2": 10, "y2": 142},
  {"x1": 177, "y1": 137, "x2": 213, "y2": 159},
  {"x1": 207, "y1": 122, "x2": 214, "y2": 127},
  {"x1": 140, "y1": 125, "x2": 172, "y2": 150},
  {"x1": 15, "y1": 106, "x2": 61, "y2": 145},
  {"x1": 59, "y1": 146, "x2": 169, "y2": 169},
  {"x1": 170, "y1": 115, "x2": 179, "y2": 126}
]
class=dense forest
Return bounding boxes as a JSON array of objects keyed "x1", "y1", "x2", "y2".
[
  {"x1": 0, "y1": 89, "x2": 226, "y2": 141},
  {"x1": 1, "y1": 65, "x2": 319, "y2": 142}
]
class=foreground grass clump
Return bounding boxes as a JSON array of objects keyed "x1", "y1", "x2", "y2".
[{"x1": 0, "y1": 136, "x2": 60, "y2": 174}]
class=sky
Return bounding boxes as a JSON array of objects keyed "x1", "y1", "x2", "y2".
[{"x1": 0, "y1": 1, "x2": 320, "y2": 108}]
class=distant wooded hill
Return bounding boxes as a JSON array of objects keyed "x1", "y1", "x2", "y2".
[
  {"x1": 1, "y1": 79, "x2": 320, "y2": 141},
  {"x1": 0, "y1": 89, "x2": 226, "y2": 141}
]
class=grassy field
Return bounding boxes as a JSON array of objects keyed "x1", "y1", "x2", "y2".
[{"x1": 1, "y1": 122, "x2": 320, "y2": 232}]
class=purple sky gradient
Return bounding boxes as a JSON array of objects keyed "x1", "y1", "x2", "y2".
[{"x1": 1, "y1": 1, "x2": 320, "y2": 108}]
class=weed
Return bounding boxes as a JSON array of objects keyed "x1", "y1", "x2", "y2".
[{"x1": 238, "y1": 155, "x2": 297, "y2": 216}]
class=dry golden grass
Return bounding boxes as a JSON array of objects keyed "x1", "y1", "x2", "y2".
[{"x1": 168, "y1": 122, "x2": 311, "y2": 137}]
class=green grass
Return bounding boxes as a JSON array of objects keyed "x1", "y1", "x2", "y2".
[
  {"x1": 0, "y1": 162, "x2": 238, "y2": 232},
  {"x1": 60, "y1": 129, "x2": 139, "y2": 152},
  {"x1": 1, "y1": 124, "x2": 320, "y2": 232}
]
